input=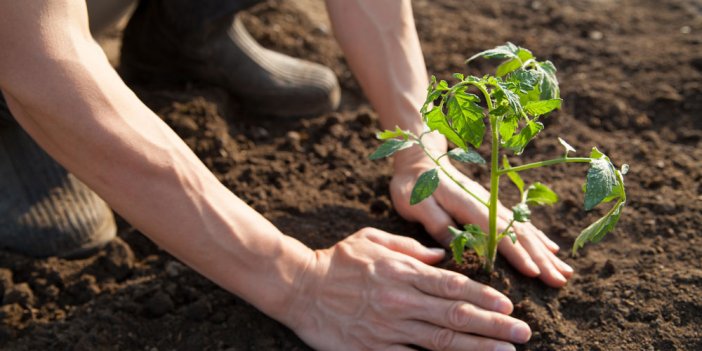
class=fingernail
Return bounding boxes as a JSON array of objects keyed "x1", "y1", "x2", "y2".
[
  {"x1": 527, "y1": 260, "x2": 541, "y2": 275},
  {"x1": 495, "y1": 343, "x2": 516, "y2": 351},
  {"x1": 562, "y1": 262, "x2": 574, "y2": 273},
  {"x1": 554, "y1": 270, "x2": 567, "y2": 283},
  {"x1": 428, "y1": 248, "x2": 445, "y2": 256},
  {"x1": 510, "y1": 322, "x2": 531, "y2": 343}
]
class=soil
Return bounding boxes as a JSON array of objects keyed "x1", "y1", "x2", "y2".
[{"x1": 1, "y1": 0, "x2": 701, "y2": 350}]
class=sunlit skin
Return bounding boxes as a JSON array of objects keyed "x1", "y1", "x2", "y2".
[{"x1": 0, "y1": 1, "x2": 576, "y2": 350}]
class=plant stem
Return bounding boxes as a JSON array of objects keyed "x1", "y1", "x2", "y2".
[
  {"x1": 498, "y1": 157, "x2": 591, "y2": 175},
  {"x1": 486, "y1": 116, "x2": 500, "y2": 272}
]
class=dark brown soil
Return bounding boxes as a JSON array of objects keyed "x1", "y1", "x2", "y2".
[{"x1": 1, "y1": 0, "x2": 701, "y2": 350}]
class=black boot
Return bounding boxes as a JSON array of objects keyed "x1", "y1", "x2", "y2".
[
  {"x1": 120, "y1": 0, "x2": 340, "y2": 117},
  {"x1": 0, "y1": 98, "x2": 116, "y2": 258}
]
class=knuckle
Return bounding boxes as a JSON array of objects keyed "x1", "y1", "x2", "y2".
[
  {"x1": 441, "y1": 273, "x2": 466, "y2": 297},
  {"x1": 374, "y1": 289, "x2": 412, "y2": 312},
  {"x1": 431, "y1": 328, "x2": 456, "y2": 351},
  {"x1": 447, "y1": 301, "x2": 473, "y2": 328},
  {"x1": 376, "y1": 258, "x2": 415, "y2": 281}
]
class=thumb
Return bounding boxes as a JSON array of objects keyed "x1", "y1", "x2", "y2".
[{"x1": 364, "y1": 229, "x2": 445, "y2": 264}]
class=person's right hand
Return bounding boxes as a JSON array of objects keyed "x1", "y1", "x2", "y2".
[{"x1": 283, "y1": 228, "x2": 531, "y2": 351}]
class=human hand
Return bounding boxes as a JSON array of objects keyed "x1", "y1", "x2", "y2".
[
  {"x1": 284, "y1": 228, "x2": 531, "y2": 351},
  {"x1": 390, "y1": 144, "x2": 573, "y2": 288}
]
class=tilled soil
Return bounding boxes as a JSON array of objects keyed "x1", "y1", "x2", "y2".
[{"x1": 1, "y1": 0, "x2": 701, "y2": 350}]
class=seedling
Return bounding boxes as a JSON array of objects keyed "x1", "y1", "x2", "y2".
[{"x1": 370, "y1": 43, "x2": 627, "y2": 271}]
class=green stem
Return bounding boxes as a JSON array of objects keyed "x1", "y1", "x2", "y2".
[
  {"x1": 499, "y1": 219, "x2": 516, "y2": 237},
  {"x1": 486, "y1": 116, "x2": 500, "y2": 272},
  {"x1": 498, "y1": 157, "x2": 592, "y2": 175}
]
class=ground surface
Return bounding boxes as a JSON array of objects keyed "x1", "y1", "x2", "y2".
[{"x1": 1, "y1": 0, "x2": 701, "y2": 350}]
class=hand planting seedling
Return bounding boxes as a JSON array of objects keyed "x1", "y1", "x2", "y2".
[{"x1": 370, "y1": 43, "x2": 628, "y2": 272}]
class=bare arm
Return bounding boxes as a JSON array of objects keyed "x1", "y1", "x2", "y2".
[{"x1": 0, "y1": 0, "x2": 311, "y2": 321}]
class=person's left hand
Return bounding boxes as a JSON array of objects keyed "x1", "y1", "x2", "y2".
[{"x1": 389, "y1": 140, "x2": 573, "y2": 288}]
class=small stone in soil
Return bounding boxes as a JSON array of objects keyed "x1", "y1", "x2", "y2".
[
  {"x1": 144, "y1": 291, "x2": 174, "y2": 318},
  {"x1": 185, "y1": 298, "x2": 211, "y2": 321}
]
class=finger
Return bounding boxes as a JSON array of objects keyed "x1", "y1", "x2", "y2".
[
  {"x1": 544, "y1": 247, "x2": 574, "y2": 279},
  {"x1": 413, "y1": 298, "x2": 531, "y2": 344},
  {"x1": 406, "y1": 197, "x2": 457, "y2": 247},
  {"x1": 498, "y1": 238, "x2": 541, "y2": 277},
  {"x1": 521, "y1": 222, "x2": 560, "y2": 253},
  {"x1": 406, "y1": 320, "x2": 521, "y2": 351},
  {"x1": 363, "y1": 228, "x2": 445, "y2": 264},
  {"x1": 518, "y1": 234, "x2": 568, "y2": 287},
  {"x1": 411, "y1": 266, "x2": 513, "y2": 314}
]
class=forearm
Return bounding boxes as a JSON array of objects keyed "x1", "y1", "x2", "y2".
[
  {"x1": 325, "y1": 0, "x2": 446, "y2": 167},
  {"x1": 0, "y1": 1, "x2": 311, "y2": 323}
]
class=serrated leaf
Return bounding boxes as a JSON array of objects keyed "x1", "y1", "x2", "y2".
[
  {"x1": 524, "y1": 99, "x2": 562, "y2": 116},
  {"x1": 584, "y1": 158, "x2": 618, "y2": 210},
  {"x1": 466, "y1": 42, "x2": 520, "y2": 63},
  {"x1": 512, "y1": 203, "x2": 531, "y2": 222},
  {"x1": 376, "y1": 126, "x2": 409, "y2": 140},
  {"x1": 425, "y1": 107, "x2": 467, "y2": 150},
  {"x1": 453, "y1": 73, "x2": 465, "y2": 81},
  {"x1": 448, "y1": 148, "x2": 485, "y2": 164},
  {"x1": 492, "y1": 81, "x2": 523, "y2": 116},
  {"x1": 504, "y1": 120, "x2": 544, "y2": 155},
  {"x1": 509, "y1": 69, "x2": 541, "y2": 93},
  {"x1": 526, "y1": 182, "x2": 559, "y2": 206},
  {"x1": 410, "y1": 168, "x2": 440, "y2": 205},
  {"x1": 537, "y1": 60, "x2": 560, "y2": 100},
  {"x1": 573, "y1": 200, "x2": 625, "y2": 255},
  {"x1": 369, "y1": 139, "x2": 415, "y2": 160},
  {"x1": 447, "y1": 90, "x2": 486, "y2": 148},
  {"x1": 449, "y1": 224, "x2": 488, "y2": 263},
  {"x1": 421, "y1": 76, "x2": 449, "y2": 116},
  {"x1": 503, "y1": 155, "x2": 525, "y2": 198},
  {"x1": 558, "y1": 137, "x2": 576, "y2": 155}
]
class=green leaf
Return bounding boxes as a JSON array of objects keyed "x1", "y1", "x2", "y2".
[
  {"x1": 466, "y1": 42, "x2": 521, "y2": 63},
  {"x1": 450, "y1": 231, "x2": 468, "y2": 264},
  {"x1": 376, "y1": 126, "x2": 409, "y2": 140},
  {"x1": 448, "y1": 148, "x2": 485, "y2": 164},
  {"x1": 506, "y1": 231, "x2": 517, "y2": 244},
  {"x1": 410, "y1": 168, "x2": 440, "y2": 205},
  {"x1": 369, "y1": 139, "x2": 415, "y2": 160},
  {"x1": 504, "y1": 120, "x2": 544, "y2": 155},
  {"x1": 499, "y1": 114, "x2": 518, "y2": 143},
  {"x1": 526, "y1": 182, "x2": 559, "y2": 206},
  {"x1": 421, "y1": 76, "x2": 449, "y2": 116},
  {"x1": 512, "y1": 203, "x2": 531, "y2": 222},
  {"x1": 573, "y1": 200, "x2": 625, "y2": 255},
  {"x1": 496, "y1": 59, "x2": 522, "y2": 77},
  {"x1": 558, "y1": 137, "x2": 576, "y2": 156},
  {"x1": 589, "y1": 146, "x2": 605, "y2": 159},
  {"x1": 509, "y1": 69, "x2": 541, "y2": 93},
  {"x1": 502, "y1": 155, "x2": 525, "y2": 198},
  {"x1": 453, "y1": 73, "x2": 465, "y2": 81},
  {"x1": 492, "y1": 80, "x2": 523, "y2": 116},
  {"x1": 449, "y1": 224, "x2": 488, "y2": 263},
  {"x1": 584, "y1": 158, "x2": 618, "y2": 210},
  {"x1": 447, "y1": 90, "x2": 486, "y2": 148},
  {"x1": 425, "y1": 107, "x2": 467, "y2": 150},
  {"x1": 495, "y1": 48, "x2": 534, "y2": 77},
  {"x1": 524, "y1": 99, "x2": 562, "y2": 116},
  {"x1": 537, "y1": 60, "x2": 560, "y2": 100}
]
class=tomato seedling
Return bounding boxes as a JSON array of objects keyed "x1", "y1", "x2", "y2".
[{"x1": 370, "y1": 43, "x2": 627, "y2": 271}]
